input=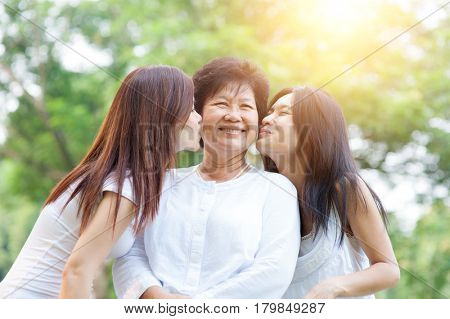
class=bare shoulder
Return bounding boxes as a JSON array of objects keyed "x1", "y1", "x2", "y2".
[{"x1": 335, "y1": 175, "x2": 375, "y2": 205}]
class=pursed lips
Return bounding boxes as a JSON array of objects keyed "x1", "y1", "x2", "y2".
[{"x1": 258, "y1": 126, "x2": 272, "y2": 138}]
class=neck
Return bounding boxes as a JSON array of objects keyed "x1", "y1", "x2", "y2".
[
  {"x1": 270, "y1": 152, "x2": 305, "y2": 193},
  {"x1": 199, "y1": 146, "x2": 248, "y2": 182},
  {"x1": 270, "y1": 152, "x2": 315, "y2": 235}
]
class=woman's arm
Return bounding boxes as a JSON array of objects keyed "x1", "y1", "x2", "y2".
[
  {"x1": 112, "y1": 232, "x2": 160, "y2": 298},
  {"x1": 112, "y1": 232, "x2": 188, "y2": 299},
  {"x1": 305, "y1": 179, "x2": 400, "y2": 298},
  {"x1": 59, "y1": 191, "x2": 134, "y2": 298}
]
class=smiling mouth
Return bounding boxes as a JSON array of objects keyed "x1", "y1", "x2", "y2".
[{"x1": 218, "y1": 128, "x2": 246, "y2": 135}]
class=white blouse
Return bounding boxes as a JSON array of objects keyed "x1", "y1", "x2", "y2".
[
  {"x1": 112, "y1": 165, "x2": 301, "y2": 299},
  {"x1": 283, "y1": 213, "x2": 374, "y2": 299},
  {"x1": 0, "y1": 173, "x2": 136, "y2": 299}
]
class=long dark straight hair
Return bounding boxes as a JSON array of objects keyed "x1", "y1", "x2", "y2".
[
  {"x1": 44, "y1": 65, "x2": 194, "y2": 235},
  {"x1": 263, "y1": 86, "x2": 387, "y2": 243}
]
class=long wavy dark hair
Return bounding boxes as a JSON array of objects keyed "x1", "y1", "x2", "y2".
[
  {"x1": 262, "y1": 86, "x2": 387, "y2": 243},
  {"x1": 44, "y1": 65, "x2": 194, "y2": 235}
]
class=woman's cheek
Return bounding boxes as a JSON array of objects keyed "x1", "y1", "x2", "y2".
[{"x1": 247, "y1": 126, "x2": 259, "y2": 142}]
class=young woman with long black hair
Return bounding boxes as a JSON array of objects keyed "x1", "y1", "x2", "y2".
[
  {"x1": 0, "y1": 65, "x2": 201, "y2": 299},
  {"x1": 257, "y1": 86, "x2": 400, "y2": 298}
]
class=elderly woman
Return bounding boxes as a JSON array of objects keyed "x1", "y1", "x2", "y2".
[{"x1": 112, "y1": 57, "x2": 301, "y2": 299}]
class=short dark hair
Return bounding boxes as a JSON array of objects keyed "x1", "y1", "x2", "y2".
[{"x1": 192, "y1": 57, "x2": 269, "y2": 123}]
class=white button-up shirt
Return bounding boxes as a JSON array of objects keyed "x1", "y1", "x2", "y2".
[{"x1": 112, "y1": 165, "x2": 300, "y2": 298}]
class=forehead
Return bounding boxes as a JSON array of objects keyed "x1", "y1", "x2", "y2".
[
  {"x1": 211, "y1": 82, "x2": 255, "y2": 101},
  {"x1": 272, "y1": 93, "x2": 293, "y2": 108}
]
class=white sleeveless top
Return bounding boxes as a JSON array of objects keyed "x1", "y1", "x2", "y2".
[
  {"x1": 283, "y1": 213, "x2": 375, "y2": 299},
  {"x1": 0, "y1": 173, "x2": 136, "y2": 299}
]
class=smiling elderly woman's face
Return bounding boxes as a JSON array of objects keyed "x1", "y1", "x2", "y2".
[{"x1": 201, "y1": 82, "x2": 259, "y2": 157}]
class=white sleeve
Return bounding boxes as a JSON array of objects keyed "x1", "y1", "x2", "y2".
[
  {"x1": 112, "y1": 233, "x2": 162, "y2": 299},
  {"x1": 194, "y1": 174, "x2": 301, "y2": 299},
  {"x1": 102, "y1": 173, "x2": 136, "y2": 204}
]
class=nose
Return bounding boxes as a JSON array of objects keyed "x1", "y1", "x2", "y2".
[
  {"x1": 261, "y1": 113, "x2": 275, "y2": 126},
  {"x1": 224, "y1": 108, "x2": 242, "y2": 122}
]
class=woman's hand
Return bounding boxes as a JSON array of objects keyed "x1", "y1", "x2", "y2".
[
  {"x1": 304, "y1": 278, "x2": 343, "y2": 299},
  {"x1": 306, "y1": 178, "x2": 399, "y2": 299},
  {"x1": 141, "y1": 286, "x2": 191, "y2": 299}
]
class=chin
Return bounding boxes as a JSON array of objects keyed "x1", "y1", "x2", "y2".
[
  {"x1": 192, "y1": 143, "x2": 202, "y2": 152},
  {"x1": 186, "y1": 143, "x2": 202, "y2": 152},
  {"x1": 217, "y1": 142, "x2": 248, "y2": 154}
]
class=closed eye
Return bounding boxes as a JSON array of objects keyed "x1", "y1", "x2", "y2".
[
  {"x1": 213, "y1": 102, "x2": 228, "y2": 108},
  {"x1": 241, "y1": 104, "x2": 254, "y2": 109}
]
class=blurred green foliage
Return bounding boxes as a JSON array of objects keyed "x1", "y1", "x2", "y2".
[{"x1": 0, "y1": 0, "x2": 448, "y2": 298}]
